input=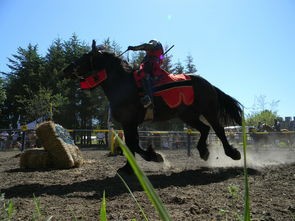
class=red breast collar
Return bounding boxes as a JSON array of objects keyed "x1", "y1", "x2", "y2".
[{"x1": 80, "y1": 69, "x2": 107, "y2": 89}]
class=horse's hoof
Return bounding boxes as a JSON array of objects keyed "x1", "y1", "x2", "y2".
[
  {"x1": 146, "y1": 146, "x2": 164, "y2": 162},
  {"x1": 200, "y1": 150, "x2": 210, "y2": 161},
  {"x1": 117, "y1": 164, "x2": 133, "y2": 175},
  {"x1": 225, "y1": 148, "x2": 241, "y2": 160},
  {"x1": 154, "y1": 152, "x2": 164, "y2": 162},
  {"x1": 198, "y1": 147, "x2": 209, "y2": 161}
]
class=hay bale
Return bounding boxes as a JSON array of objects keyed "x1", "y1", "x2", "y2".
[
  {"x1": 36, "y1": 121, "x2": 84, "y2": 169},
  {"x1": 20, "y1": 148, "x2": 51, "y2": 169}
]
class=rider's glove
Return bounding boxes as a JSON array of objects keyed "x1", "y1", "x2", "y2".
[{"x1": 128, "y1": 46, "x2": 135, "y2": 51}]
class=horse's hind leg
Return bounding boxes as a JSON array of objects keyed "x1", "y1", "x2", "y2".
[
  {"x1": 180, "y1": 114, "x2": 211, "y2": 161},
  {"x1": 206, "y1": 116, "x2": 241, "y2": 160}
]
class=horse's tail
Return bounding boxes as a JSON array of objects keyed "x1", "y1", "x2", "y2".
[{"x1": 215, "y1": 86, "x2": 243, "y2": 126}]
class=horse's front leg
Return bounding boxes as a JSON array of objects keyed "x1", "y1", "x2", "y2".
[
  {"x1": 122, "y1": 124, "x2": 164, "y2": 162},
  {"x1": 117, "y1": 124, "x2": 163, "y2": 174}
]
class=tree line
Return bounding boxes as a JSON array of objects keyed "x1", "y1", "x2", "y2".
[{"x1": 0, "y1": 34, "x2": 198, "y2": 130}]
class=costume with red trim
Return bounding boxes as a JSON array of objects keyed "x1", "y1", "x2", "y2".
[{"x1": 128, "y1": 40, "x2": 164, "y2": 108}]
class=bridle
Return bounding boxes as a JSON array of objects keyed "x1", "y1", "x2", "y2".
[
  {"x1": 71, "y1": 51, "x2": 98, "y2": 80},
  {"x1": 74, "y1": 51, "x2": 107, "y2": 90}
]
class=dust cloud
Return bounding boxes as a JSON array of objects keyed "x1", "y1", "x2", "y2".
[
  {"x1": 198, "y1": 144, "x2": 295, "y2": 169},
  {"x1": 136, "y1": 145, "x2": 295, "y2": 173}
]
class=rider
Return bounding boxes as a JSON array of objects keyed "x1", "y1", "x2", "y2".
[{"x1": 127, "y1": 40, "x2": 164, "y2": 108}]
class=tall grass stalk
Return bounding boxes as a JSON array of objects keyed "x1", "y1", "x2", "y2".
[
  {"x1": 242, "y1": 111, "x2": 251, "y2": 221},
  {"x1": 116, "y1": 172, "x2": 149, "y2": 221},
  {"x1": 113, "y1": 130, "x2": 171, "y2": 221},
  {"x1": 100, "y1": 191, "x2": 107, "y2": 221}
]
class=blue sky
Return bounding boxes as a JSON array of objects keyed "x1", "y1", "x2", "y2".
[{"x1": 1, "y1": 0, "x2": 294, "y2": 118}]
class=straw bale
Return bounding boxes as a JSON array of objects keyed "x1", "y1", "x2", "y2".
[
  {"x1": 36, "y1": 121, "x2": 84, "y2": 169},
  {"x1": 20, "y1": 148, "x2": 51, "y2": 169}
]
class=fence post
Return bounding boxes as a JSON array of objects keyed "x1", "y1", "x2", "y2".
[
  {"x1": 110, "y1": 130, "x2": 115, "y2": 154},
  {"x1": 186, "y1": 129, "x2": 192, "y2": 157},
  {"x1": 21, "y1": 131, "x2": 26, "y2": 152}
]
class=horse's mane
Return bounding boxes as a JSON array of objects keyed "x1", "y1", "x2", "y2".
[{"x1": 102, "y1": 51, "x2": 133, "y2": 74}]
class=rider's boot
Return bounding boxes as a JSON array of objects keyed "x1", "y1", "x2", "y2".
[
  {"x1": 140, "y1": 74, "x2": 154, "y2": 120},
  {"x1": 141, "y1": 95, "x2": 154, "y2": 120}
]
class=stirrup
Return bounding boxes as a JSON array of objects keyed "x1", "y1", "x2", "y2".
[{"x1": 141, "y1": 95, "x2": 152, "y2": 108}]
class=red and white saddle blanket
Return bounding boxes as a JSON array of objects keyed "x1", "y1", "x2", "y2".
[{"x1": 134, "y1": 69, "x2": 194, "y2": 108}]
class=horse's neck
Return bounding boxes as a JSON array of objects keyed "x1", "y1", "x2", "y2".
[
  {"x1": 98, "y1": 54, "x2": 137, "y2": 103},
  {"x1": 101, "y1": 69, "x2": 136, "y2": 103}
]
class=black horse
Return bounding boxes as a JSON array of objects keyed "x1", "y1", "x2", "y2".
[{"x1": 63, "y1": 40, "x2": 243, "y2": 173}]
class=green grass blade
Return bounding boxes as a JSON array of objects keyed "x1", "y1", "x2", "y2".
[
  {"x1": 113, "y1": 130, "x2": 171, "y2": 221},
  {"x1": 33, "y1": 194, "x2": 42, "y2": 220},
  {"x1": 100, "y1": 191, "x2": 107, "y2": 221},
  {"x1": 242, "y1": 111, "x2": 251, "y2": 221},
  {"x1": 7, "y1": 200, "x2": 14, "y2": 220},
  {"x1": 33, "y1": 195, "x2": 40, "y2": 215},
  {"x1": 116, "y1": 172, "x2": 149, "y2": 221}
]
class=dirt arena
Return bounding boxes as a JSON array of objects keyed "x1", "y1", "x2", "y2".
[{"x1": 0, "y1": 146, "x2": 294, "y2": 220}]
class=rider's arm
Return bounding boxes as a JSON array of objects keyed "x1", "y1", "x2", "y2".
[{"x1": 128, "y1": 41, "x2": 158, "y2": 51}]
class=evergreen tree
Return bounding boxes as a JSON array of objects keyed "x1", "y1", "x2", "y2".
[
  {"x1": 102, "y1": 37, "x2": 121, "y2": 55},
  {"x1": 0, "y1": 77, "x2": 7, "y2": 127},
  {"x1": 63, "y1": 34, "x2": 90, "y2": 64},
  {"x1": 4, "y1": 44, "x2": 46, "y2": 125},
  {"x1": 56, "y1": 35, "x2": 92, "y2": 128},
  {"x1": 17, "y1": 87, "x2": 66, "y2": 121},
  {"x1": 173, "y1": 60, "x2": 185, "y2": 74},
  {"x1": 111, "y1": 40, "x2": 122, "y2": 55},
  {"x1": 0, "y1": 77, "x2": 6, "y2": 106},
  {"x1": 44, "y1": 38, "x2": 66, "y2": 91},
  {"x1": 185, "y1": 54, "x2": 197, "y2": 73},
  {"x1": 102, "y1": 38, "x2": 112, "y2": 52}
]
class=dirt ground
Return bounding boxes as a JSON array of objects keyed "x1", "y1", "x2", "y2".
[{"x1": 0, "y1": 146, "x2": 294, "y2": 221}]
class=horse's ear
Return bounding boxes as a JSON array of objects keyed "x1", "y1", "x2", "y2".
[{"x1": 92, "y1": 40, "x2": 96, "y2": 52}]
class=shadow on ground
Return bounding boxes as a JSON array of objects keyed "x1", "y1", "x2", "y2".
[{"x1": 2, "y1": 166, "x2": 259, "y2": 199}]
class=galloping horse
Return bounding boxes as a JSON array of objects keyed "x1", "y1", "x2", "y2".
[{"x1": 63, "y1": 40, "x2": 243, "y2": 173}]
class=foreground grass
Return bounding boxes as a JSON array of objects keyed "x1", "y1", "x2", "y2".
[{"x1": 242, "y1": 113, "x2": 251, "y2": 221}]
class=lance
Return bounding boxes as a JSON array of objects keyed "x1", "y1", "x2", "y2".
[
  {"x1": 163, "y1": 45, "x2": 175, "y2": 56},
  {"x1": 119, "y1": 44, "x2": 175, "y2": 58},
  {"x1": 118, "y1": 49, "x2": 129, "y2": 57}
]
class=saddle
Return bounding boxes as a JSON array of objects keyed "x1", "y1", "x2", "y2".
[{"x1": 133, "y1": 68, "x2": 194, "y2": 108}]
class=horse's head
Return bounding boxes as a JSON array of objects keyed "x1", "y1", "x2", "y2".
[{"x1": 63, "y1": 40, "x2": 105, "y2": 80}]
